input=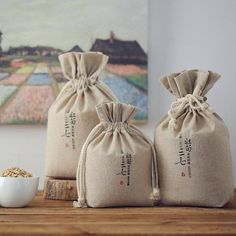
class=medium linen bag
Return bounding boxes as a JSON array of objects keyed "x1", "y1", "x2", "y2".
[
  {"x1": 74, "y1": 102, "x2": 160, "y2": 207},
  {"x1": 45, "y1": 52, "x2": 117, "y2": 178},
  {"x1": 154, "y1": 69, "x2": 234, "y2": 207}
]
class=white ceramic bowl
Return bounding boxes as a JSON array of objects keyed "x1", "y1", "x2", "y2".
[{"x1": 0, "y1": 176, "x2": 39, "y2": 207}]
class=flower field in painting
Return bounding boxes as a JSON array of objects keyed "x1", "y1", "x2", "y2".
[
  {"x1": 0, "y1": 63, "x2": 56, "y2": 124},
  {"x1": 1, "y1": 74, "x2": 29, "y2": 85},
  {"x1": 102, "y1": 70, "x2": 147, "y2": 121},
  {"x1": 106, "y1": 64, "x2": 147, "y2": 76},
  {"x1": 50, "y1": 66, "x2": 62, "y2": 74},
  {"x1": 0, "y1": 60, "x2": 147, "y2": 124},
  {"x1": 0, "y1": 85, "x2": 54, "y2": 124},
  {"x1": 0, "y1": 72, "x2": 9, "y2": 80},
  {"x1": 0, "y1": 85, "x2": 18, "y2": 107},
  {"x1": 15, "y1": 65, "x2": 35, "y2": 74},
  {"x1": 27, "y1": 74, "x2": 52, "y2": 85}
]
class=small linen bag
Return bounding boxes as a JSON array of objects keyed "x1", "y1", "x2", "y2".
[
  {"x1": 45, "y1": 52, "x2": 117, "y2": 178},
  {"x1": 154, "y1": 69, "x2": 234, "y2": 207},
  {"x1": 74, "y1": 102, "x2": 160, "y2": 207}
]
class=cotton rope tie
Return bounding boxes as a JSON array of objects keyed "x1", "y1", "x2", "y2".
[
  {"x1": 74, "y1": 74, "x2": 97, "y2": 90},
  {"x1": 128, "y1": 126, "x2": 160, "y2": 203},
  {"x1": 73, "y1": 124, "x2": 104, "y2": 208},
  {"x1": 168, "y1": 94, "x2": 214, "y2": 130}
]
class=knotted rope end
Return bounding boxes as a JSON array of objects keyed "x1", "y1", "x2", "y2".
[
  {"x1": 73, "y1": 199, "x2": 88, "y2": 208},
  {"x1": 150, "y1": 188, "x2": 161, "y2": 206},
  {"x1": 150, "y1": 188, "x2": 161, "y2": 202},
  {"x1": 167, "y1": 94, "x2": 214, "y2": 130},
  {"x1": 207, "y1": 105, "x2": 214, "y2": 114},
  {"x1": 168, "y1": 118, "x2": 178, "y2": 130}
]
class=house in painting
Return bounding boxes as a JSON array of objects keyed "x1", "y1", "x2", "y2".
[
  {"x1": 68, "y1": 45, "x2": 83, "y2": 52},
  {"x1": 90, "y1": 32, "x2": 147, "y2": 65},
  {"x1": 7, "y1": 46, "x2": 63, "y2": 56},
  {"x1": 34, "y1": 46, "x2": 63, "y2": 56}
]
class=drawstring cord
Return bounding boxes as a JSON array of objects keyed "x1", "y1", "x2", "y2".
[
  {"x1": 55, "y1": 75, "x2": 97, "y2": 99},
  {"x1": 107, "y1": 122, "x2": 129, "y2": 132},
  {"x1": 73, "y1": 75, "x2": 97, "y2": 90},
  {"x1": 56, "y1": 75, "x2": 117, "y2": 101},
  {"x1": 168, "y1": 94, "x2": 213, "y2": 130},
  {"x1": 73, "y1": 124, "x2": 104, "y2": 208},
  {"x1": 128, "y1": 126, "x2": 160, "y2": 203}
]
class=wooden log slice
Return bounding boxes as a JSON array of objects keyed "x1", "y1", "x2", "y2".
[{"x1": 43, "y1": 178, "x2": 77, "y2": 200}]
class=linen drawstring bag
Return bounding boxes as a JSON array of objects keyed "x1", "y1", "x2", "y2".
[
  {"x1": 154, "y1": 69, "x2": 234, "y2": 207},
  {"x1": 45, "y1": 52, "x2": 117, "y2": 178},
  {"x1": 74, "y1": 102, "x2": 160, "y2": 208}
]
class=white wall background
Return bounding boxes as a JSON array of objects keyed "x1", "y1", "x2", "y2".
[{"x1": 0, "y1": 0, "x2": 235, "y2": 189}]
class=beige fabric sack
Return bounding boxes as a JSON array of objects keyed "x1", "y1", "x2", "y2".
[
  {"x1": 154, "y1": 69, "x2": 234, "y2": 207},
  {"x1": 45, "y1": 52, "x2": 117, "y2": 179},
  {"x1": 74, "y1": 102, "x2": 160, "y2": 208}
]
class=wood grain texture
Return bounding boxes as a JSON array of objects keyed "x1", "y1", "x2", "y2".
[
  {"x1": 0, "y1": 191, "x2": 236, "y2": 235},
  {"x1": 43, "y1": 178, "x2": 77, "y2": 200}
]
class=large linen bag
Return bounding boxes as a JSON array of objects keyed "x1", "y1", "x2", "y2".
[
  {"x1": 45, "y1": 52, "x2": 117, "y2": 178},
  {"x1": 154, "y1": 69, "x2": 234, "y2": 207},
  {"x1": 74, "y1": 102, "x2": 160, "y2": 207}
]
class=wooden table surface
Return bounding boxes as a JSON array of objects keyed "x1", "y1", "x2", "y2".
[{"x1": 0, "y1": 191, "x2": 236, "y2": 236}]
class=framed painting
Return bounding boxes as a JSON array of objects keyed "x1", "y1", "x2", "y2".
[{"x1": 0, "y1": 0, "x2": 148, "y2": 124}]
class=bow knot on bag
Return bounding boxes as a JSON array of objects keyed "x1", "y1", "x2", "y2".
[
  {"x1": 72, "y1": 74, "x2": 97, "y2": 90},
  {"x1": 168, "y1": 94, "x2": 213, "y2": 130}
]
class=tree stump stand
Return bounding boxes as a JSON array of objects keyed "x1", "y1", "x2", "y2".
[{"x1": 43, "y1": 178, "x2": 77, "y2": 200}]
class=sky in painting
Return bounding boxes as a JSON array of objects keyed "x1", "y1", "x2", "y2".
[{"x1": 0, "y1": 0, "x2": 147, "y2": 52}]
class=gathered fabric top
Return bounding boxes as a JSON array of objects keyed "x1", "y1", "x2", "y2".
[
  {"x1": 160, "y1": 69, "x2": 220, "y2": 98},
  {"x1": 160, "y1": 70, "x2": 220, "y2": 130},
  {"x1": 96, "y1": 102, "x2": 138, "y2": 124},
  {"x1": 59, "y1": 52, "x2": 108, "y2": 88}
]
